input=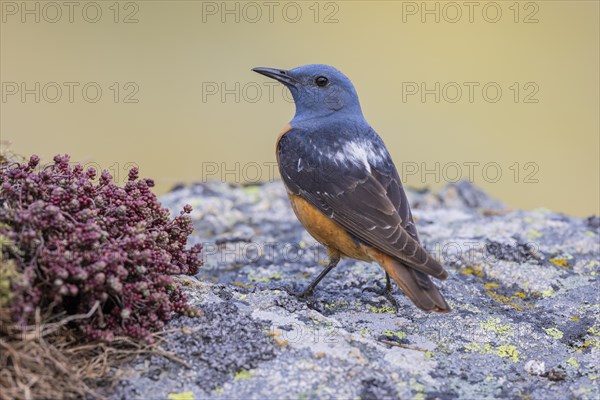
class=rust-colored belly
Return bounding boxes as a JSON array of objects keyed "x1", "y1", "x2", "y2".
[{"x1": 288, "y1": 194, "x2": 371, "y2": 262}]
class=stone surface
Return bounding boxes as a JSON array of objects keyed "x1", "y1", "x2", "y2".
[{"x1": 109, "y1": 181, "x2": 600, "y2": 400}]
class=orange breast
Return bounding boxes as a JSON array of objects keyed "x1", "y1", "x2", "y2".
[{"x1": 288, "y1": 194, "x2": 371, "y2": 262}]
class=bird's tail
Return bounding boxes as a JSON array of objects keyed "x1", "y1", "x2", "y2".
[{"x1": 370, "y1": 250, "x2": 450, "y2": 312}]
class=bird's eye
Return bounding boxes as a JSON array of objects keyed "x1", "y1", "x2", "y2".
[{"x1": 315, "y1": 76, "x2": 329, "y2": 87}]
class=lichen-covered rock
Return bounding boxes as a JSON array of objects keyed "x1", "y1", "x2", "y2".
[{"x1": 110, "y1": 181, "x2": 599, "y2": 400}]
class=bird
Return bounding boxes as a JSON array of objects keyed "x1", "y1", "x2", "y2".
[{"x1": 252, "y1": 64, "x2": 450, "y2": 312}]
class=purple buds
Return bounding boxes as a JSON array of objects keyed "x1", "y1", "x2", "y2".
[{"x1": 0, "y1": 155, "x2": 203, "y2": 342}]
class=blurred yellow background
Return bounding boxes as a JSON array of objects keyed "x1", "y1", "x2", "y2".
[{"x1": 1, "y1": 1, "x2": 598, "y2": 217}]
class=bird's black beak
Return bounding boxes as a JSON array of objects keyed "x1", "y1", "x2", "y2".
[{"x1": 252, "y1": 67, "x2": 298, "y2": 87}]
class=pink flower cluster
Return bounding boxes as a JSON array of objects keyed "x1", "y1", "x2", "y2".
[{"x1": 0, "y1": 155, "x2": 202, "y2": 342}]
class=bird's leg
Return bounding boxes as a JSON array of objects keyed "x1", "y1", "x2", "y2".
[
  {"x1": 363, "y1": 272, "x2": 393, "y2": 296},
  {"x1": 363, "y1": 271, "x2": 399, "y2": 310},
  {"x1": 298, "y1": 254, "x2": 340, "y2": 297}
]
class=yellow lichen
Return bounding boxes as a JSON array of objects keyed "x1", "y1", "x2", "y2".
[
  {"x1": 409, "y1": 378, "x2": 425, "y2": 400},
  {"x1": 234, "y1": 370, "x2": 254, "y2": 381},
  {"x1": 480, "y1": 318, "x2": 513, "y2": 335},
  {"x1": 310, "y1": 318, "x2": 334, "y2": 328},
  {"x1": 464, "y1": 343, "x2": 481, "y2": 352},
  {"x1": 495, "y1": 345, "x2": 521, "y2": 362},
  {"x1": 461, "y1": 267, "x2": 484, "y2": 277},
  {"x1": 249, "y1": 272, "x2": 282, "y2": 282},
  {"x1": 168, "y1": 392, "x2": 195, "y2": 400},
  {"x1": 584, "y1": 326, "x2": 600, "y2": 349},
  {"x1": 549, "y1": 258, "x2": 572, "y2": 268},
  {"x1": 484, "y1": 283, "x2": 533, "y2": 311},
  {"x1": 574, "y1": 341, "x2": 592, "y2": 351},
  {"x1": 323, "y1": 300, "x2": 349, "y2": 310},
  {"x1": 413, "y1": 392, "x2": 426, "y2": 400},
  {"x1": 540, "y1": 288, "x2": 555, "y2": 298},
  {"x1": 368, "y1": 305, "x2": 396, "y2": 314},
  {"x1": 544, "y1": 328, "x2": 564, "y2": 340},
  {"x1": 232, "y1": 281, "x2": 252, "y2": 289},
  {"x1": 382, "y1": 330, "x2": 407, "y2": 340},
  {"x1": 566, "y1": 357, "x2": 580, "y2": 368},
  {"x1": 464, "y1": 343, "x2": 520, "y2": 362}
]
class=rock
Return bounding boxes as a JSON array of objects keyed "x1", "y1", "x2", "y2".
[
  {"x1": 586, "y1": 215, "x2": 600, "y2": 230},
  {"x1": 108, "y1": 180, "x2": 600, "y2": 400},
  {"x1": 544, "y1": 368, "x2": 568, "y2": 382},
  {"x1": 524, "y1": 359, "x2": 546, "y2": 376},
  {"x1": 437, "y1": 180, "x2": 506, "y2": 211}
]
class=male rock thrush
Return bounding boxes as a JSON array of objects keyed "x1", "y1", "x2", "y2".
[{"x1": 253, "y1": 64, "x2": 450, "y2": 312}]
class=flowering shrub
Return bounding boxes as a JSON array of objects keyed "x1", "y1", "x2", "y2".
[{"x1": 0, "y1": 154, "x2": 202, "y2": 341}]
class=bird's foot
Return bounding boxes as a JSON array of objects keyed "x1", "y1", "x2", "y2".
[
  {"x1": 362, "y1": 281, "x2": 391, "y2": 297},
  {"x1": 381, "y1": 292, "x2": 399, "y2": 311},
  {"x1": 363, "y1": 279, "x2": 399, "y2": 311},
  {"x1": 275, "y1": 283, "x2": 322, "y2": 310},
  {"x1": 276, "y1": 283, "x2": 314, "y2": 299}
]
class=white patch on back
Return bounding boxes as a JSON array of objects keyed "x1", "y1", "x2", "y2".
[
  {"x1": 345, "y1": 141, "x2": 372, "y2": 172},
  {"x1": 329, "y1": 140, "x2": 386, "y2": 173}
]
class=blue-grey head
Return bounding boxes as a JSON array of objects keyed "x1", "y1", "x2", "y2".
[{"x1": 252, "y1": 64, "x2": 364, "y2": 122}]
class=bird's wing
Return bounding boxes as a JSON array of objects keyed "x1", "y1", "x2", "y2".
[{"x1": 278, "y1": 125, "x2": 447, "y2": 280}]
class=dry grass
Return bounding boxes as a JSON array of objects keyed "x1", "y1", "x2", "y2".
[
  {"x1": 0, "y1": 143, "x2": 194, "y2": 399},
  {"x1": 0, "y1": 304, "x2": 190, "y2": 400}
]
